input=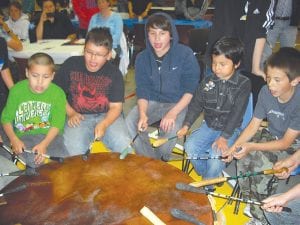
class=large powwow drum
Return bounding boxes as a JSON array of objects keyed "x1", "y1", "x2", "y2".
[{"x1": 0, "y1": 153, "x2": 213, "y2": 224}]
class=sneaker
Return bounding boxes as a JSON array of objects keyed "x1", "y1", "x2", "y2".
[{"x1": 243, "y1": 203, "x2": 253, "y2": 218}]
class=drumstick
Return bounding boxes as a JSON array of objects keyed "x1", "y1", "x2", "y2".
[
  {"x1": 82, "y1": 139, "x2": 102, "y2": 161},
  {"x1": 170, "y1": 208, "x2": 205, "y2": 225},
  {"x1": 0, "y1": 167, "x2": 39, "y2": 177},
  {"x1": 0, "y1": 184, "x2": 27, "y2": 197},
  {"x1": 152, "y1": 131, "x2": 192, "y2": 148},
  {"x1": 176, "y1": 183, "x2": 292, "y2": 213},
  {"x1": 82, "y1": 140, "x2": 94, "y2": 161},
  {"x1": 0, "y1": 142, "x2": 26, "y2": 166},
  {"x1": 168, "y1": 155, "x2": 226, "y2": 161},
  {"x1": 189, "y1": 167, "x2": 288, "y2": 187},
  {"x1": 140, "y1": 206, "x2": 166, "y2": 225},
  {"x1": 23, "y1": 149, "x2": 64, "y2": 163},
  {"x1": 120, "y1": 132, "x2": 140, "y2": 160}
]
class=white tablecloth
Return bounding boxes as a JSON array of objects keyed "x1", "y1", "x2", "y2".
[{"x1": 9, "y1": 39, "x2": 84, "y2": 64}]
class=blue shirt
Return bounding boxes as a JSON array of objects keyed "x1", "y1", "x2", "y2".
[{"x1": 88, "y1": 12, "x2": 123, "y2": 49}]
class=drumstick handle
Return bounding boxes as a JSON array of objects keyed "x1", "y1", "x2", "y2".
[
  {"x1": 140, "y1": 206, "x2": 166, "y2": 225},
  {"x1": 263, "y1": 167, "x2": 288, "y2": 175},
  {"x1": 189, "y1": 177, "x2": 228, "y2": 187},
  {"x1": 23, "y1": 149, "x2": 64, "y2": 163}
]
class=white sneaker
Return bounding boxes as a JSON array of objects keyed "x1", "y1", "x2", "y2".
[{"x1": 243, "y1": 203, "x2": 253, "y2": 218}]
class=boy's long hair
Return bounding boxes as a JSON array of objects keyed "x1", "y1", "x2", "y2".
[
  {"x1": 211, "y1": 37, "x2": 244, "y2": 65},
  {"x1": 264, "y1": 47, "x2": 300, "y2": 81},
  {"x1": 146, "y1": 14, "x2": 172, "y2": 37},
  {"x1": 85, "y1": 27, "x2": 112, "y2": 51},
  {"x1": 27, "y1": 52, "x2": 55, "y2": 71}
]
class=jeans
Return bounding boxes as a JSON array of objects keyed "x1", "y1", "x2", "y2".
[
  {"x1": 64, "y1": 113, "x2": 131, "y2": 156},
  {"x1": 261, "y1": 19, "x2": 298, "y2": 67},
  {"x1": 126, "y1": 101, "x2": 187, "y2": 160},
  {"x1": 264, "y1": 198, "x2": 300, "y2": 225},
  {"x1": 20, "y1": 134, "x2": 69, "y2": 168},
  {"x1": 184, "y1": 121, "x2": 240, "y2": 179}
]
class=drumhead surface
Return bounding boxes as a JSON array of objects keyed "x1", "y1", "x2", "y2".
[{"x1": 0, "y1": 153, "x2": 213, "y2": 225}]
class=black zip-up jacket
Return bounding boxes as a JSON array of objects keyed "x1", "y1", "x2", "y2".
[{"x1": 183, "y1": 71, "x2": 251, "y2": 139}]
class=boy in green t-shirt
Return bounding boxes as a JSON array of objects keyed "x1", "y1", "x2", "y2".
[{"x1": 1, "y1": 52, "x2": 68, "y2": 168}]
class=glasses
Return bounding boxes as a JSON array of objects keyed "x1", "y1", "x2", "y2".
[{"x1": 84, "y1": 49, "x2": 109, "y2": 59}]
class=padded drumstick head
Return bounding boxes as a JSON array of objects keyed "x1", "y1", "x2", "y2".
[
  {"x1": 176, "y1": 182, "x2": 206, "y2": 194},
  {"x1": 0, "y1": 184, "x2": 27, "y2": 197},
  {"x1": 25, "y1": 167, "x2": 39, "y2": 176},
  {"x1": 170, "y1": 208, "x2": 205, "y2": 225},
  {"x1": 49, "y1": 156, "x2": 64, "y2": 163}
]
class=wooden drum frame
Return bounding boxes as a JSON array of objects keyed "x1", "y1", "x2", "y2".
[{"x1": 0, "y1": 153, "x2": 213, "y2": 225}]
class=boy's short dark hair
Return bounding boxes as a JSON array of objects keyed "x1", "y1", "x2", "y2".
[
  {"x1": 212, "y1": 37, "x2": 244, "y2": 65},
  {"x1": 264, "y1": 47, "x2": 300, "y2": 81},
  {"x1": 146, "y1": 14, "x2": 172, "y2": 36},
  {"x1": 27, "y1": 52, "x2": 55, "y2": 71},
  {"x1": 9, "y1": 1, "x2": 22, "y2": 11},
  {"x1": 85, "y1": 27, "x2": 112, "y2": 51}
]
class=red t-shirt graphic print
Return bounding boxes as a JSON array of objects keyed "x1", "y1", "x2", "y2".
[{"x1": 70, "y1": 71, "x2": 112, "y2": 113}]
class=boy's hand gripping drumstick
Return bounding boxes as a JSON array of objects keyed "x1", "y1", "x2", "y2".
[
  {"x1": 23, "y1": 149, "x2": 64, "y2": 163},
  {"x1": 152, "y1": 130, "x2": 192, "y2": 148}
]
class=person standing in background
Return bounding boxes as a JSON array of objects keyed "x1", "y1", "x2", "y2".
[
  {"x1": 88, "y1": 0, "x2": 123, "y2": 60},
  {"x1": 72, "y1": 0, "x2": 99, "y2": 38},
  {"x1": 128, "y1": 0, "x2": 152, "y2": 20},
  {"x1": 260, "y1": 0, "x2": 300, "y2": 68}
]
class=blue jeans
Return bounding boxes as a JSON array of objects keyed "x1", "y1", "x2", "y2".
[
  {"x1": 64, "y1": 113, "x2": 131, "y2": 156},
  {"x1": 20, "y1": 134, "x2": 69, "y2": 168},
  {"x1": 261, "y1": 19, "x2": 297, "y2": 67},
  {"x1": 126, "y1": 101, "x2": 187, "y2": 160},
  {"x1": 184, "y1": 121, "x2": 240, "y2": 179},
  {"x1": 264, "y1": 198, "x2": 300, "y2": 225}
]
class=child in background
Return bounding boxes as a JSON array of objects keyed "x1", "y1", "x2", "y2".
[
  {"x1": 177, "y1": 37, "x2": 251, "y2": 182},
  {"x1": 1, "y1": 53, "x2": 68, "y2": 168},
  {"x1": 225, "y1": 47, "x2": 300, "y2": 225}
]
